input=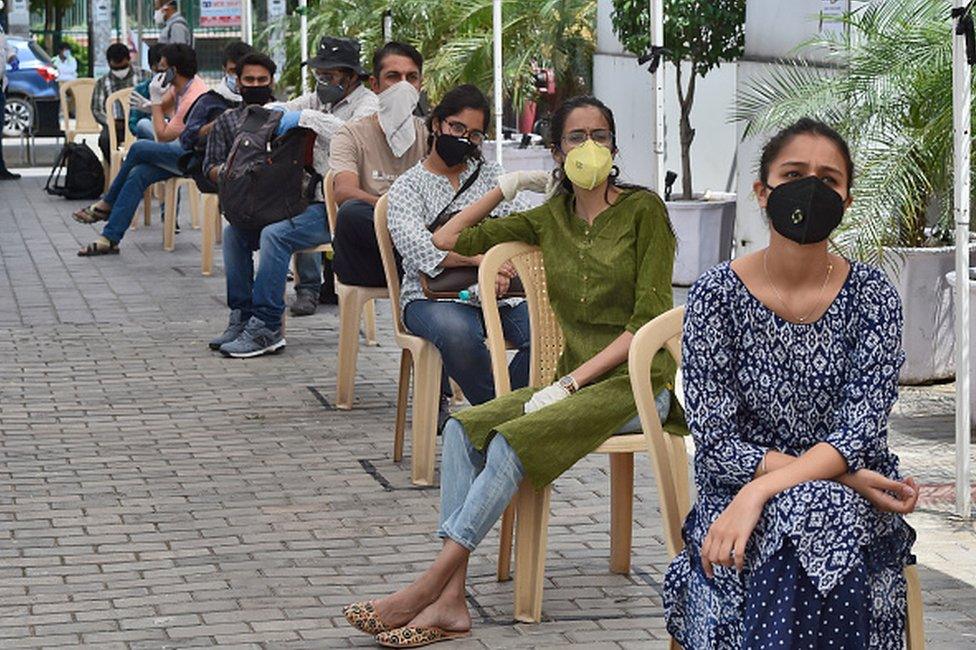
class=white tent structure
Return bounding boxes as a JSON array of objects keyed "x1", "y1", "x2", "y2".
[
  {"x1": 493, "y1": 0, "x2": 503, "y2": 164},
  {"x1": 649, "y1": 0, "x2": 665, "y2": 194},
  {"x1": 300, "y1": 0, "x2": 309, "y2": 94},
  {"x1": 952, "y1": 0, "x2": 973, "y2": 518}
]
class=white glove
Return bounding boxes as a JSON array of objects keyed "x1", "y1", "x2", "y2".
[
  {"x1": 129, "y1": 90, "x2": 152, "y2": 112},
  {"x1": 498, "y1": 170, "x2": 552, "y2": 202},
  {"x1": 148, "y1": 72, "x2": 167, "y2": 105},
  {"x1": 523, "y1": 382, "x2": 571, "y2": 414}
]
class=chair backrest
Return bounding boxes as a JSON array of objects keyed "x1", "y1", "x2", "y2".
[
  {"x1": 59, "y1": 79, "x2": 100, "y2": 134},
  {"x1": 373, "y1": 194, "x2": 410, "y2": 338},
  {"x1": 324, "y1": 169, "x2": 339, "y2": 235},
  {"x1": 105, "y1": 87, "x2": 135, "y2": 152},
  {"x1": 628, "y1": 307, "x2": 689, "y2": 559},
  {"x1": 479, "y1": 243, "x2": 565, "y2": 396}
]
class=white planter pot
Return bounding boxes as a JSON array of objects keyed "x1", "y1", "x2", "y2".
[
  {"x1": 946, "y1": 268, "x2": 976, "y2": 428},
  {"x1": 666, "y1": 198, "x2": 736, "y2": 286},
  {"x1": 883, "y1": 240, "x2": 976, "y2": 384}
]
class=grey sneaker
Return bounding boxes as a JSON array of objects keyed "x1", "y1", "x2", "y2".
[
  {"x1": 219, "y1": 316, "x2": 286, "y2": 358},
  {"x1": 290, "y1": 289, "x2": 319, "y2": 316},
  {"x1": 209, "y1": 310, "x2": 246, "y2": 350}
]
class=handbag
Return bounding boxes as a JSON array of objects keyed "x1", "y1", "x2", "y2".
[{"x1": 420, "y1": 162, "x2": 525, "y2": 300}]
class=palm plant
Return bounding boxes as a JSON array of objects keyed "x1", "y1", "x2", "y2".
[
  {"x1": 272, "y1": 0, "x2": 595, "y2": 114},
  {"x1": 733, "y1": 0, "x2": 966, "y2": 266}
]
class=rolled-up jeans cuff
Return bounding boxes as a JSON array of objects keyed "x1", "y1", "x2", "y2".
[{"x1": 435, "y1": 526, "x2": 478, "y2": 552}]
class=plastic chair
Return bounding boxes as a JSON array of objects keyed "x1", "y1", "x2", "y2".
[
  {"x1": 200, "y1": 193, "x2": 221, "y2": 276},
  {"x1": 324, "y1": 170, "x2": 384, "y2": 410},
  {"x1": 373, "y1": 195, "x2": 447, "y2": 486},
  {"x1": 627, "y1": 308, "x2": 926, "y2": 650},
  {"x1": 478, "y1": 242, "x2": 656, "y2": 623},
  {"x1": 59, "y1": 79, "x2": 100, "y2": 144},
  {"x1": 161, "y1": 177, "x2": 199, "y2": 251},
  {"x1": 104, "y1": 87, "x2": 135, "y2": 188}
]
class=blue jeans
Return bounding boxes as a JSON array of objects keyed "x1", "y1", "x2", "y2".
[
  {"x1": 294, "y1": 251, "x2": 322, "y2": 294},
  {"x1": 437, "y1": 392, "x2": 671, "y2": 551},
  {"x1": 133, "y1": 117, "x2": 155, "y2": 140},
  {"x1": 222, "y1": 203, "x2": 330, "y2": 329},
  {"x1": 403, "y1": 299, "x2": 531, "y2": 406},
  {"x1": 101, "y1": 139, "x2": 184, "y2": 243}
]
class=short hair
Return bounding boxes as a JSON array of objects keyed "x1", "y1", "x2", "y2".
[
  {"x1": 160, "y1": 43, "x2": 197, "y2": 79},
  {"x1": 147, "y1": 43, "x2": 165, "y2": 68},
  {"x1": 223, "y1": 41, "x2": 253, "y2": 68},
  {"x1": 235, "y1": 52, "x2": 276, "y2": 78},
  {"x1": 106, "y1": 43, "x2": 131, "y2": 64},
  {"x1": 371, "y1": 41, "x2": 423, "y2": 80}
]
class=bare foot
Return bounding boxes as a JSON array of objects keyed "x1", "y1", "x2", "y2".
[
  {"x1": 402, "y1": 590, "x2": 471, "y2": 633},
  {"x1": 372, "y1": 583, "x2": 438, "y2": 629}
]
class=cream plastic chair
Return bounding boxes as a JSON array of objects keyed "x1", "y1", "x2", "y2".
[
  {"x1": 373, "y1": 195, "x2": 446, "y2": 485},
  {"x1": 59, "y1": 79, "x2": 100, "y2": 144},
  {"x1": 104, "y1": 87, "x2": 136, "y2": 189},
  {"x1": 200, "y1": 193, "x2": 222, "y2": 276},
  {"x1": 161, "y1": 177, "x2": 199, "y2": 251},
  {"x1": 627, "y1": 309, "x2": 926, "y2": 650},
  {"x1": 324, "y1": 170, "x2": 384, "y2": 409},
  {"x1": 478, "y1": 242, "x2": 657, "y2": 623}
]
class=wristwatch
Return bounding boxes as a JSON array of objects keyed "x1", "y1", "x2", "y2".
[{"x1": 558, "y1": 375, "x2": 579, "y2": 394}]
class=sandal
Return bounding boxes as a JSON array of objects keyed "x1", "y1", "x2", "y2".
[
  {"x1": 342, "y1": 601, "x2": 391, "y2": 635},
  {"x1": 72, "y1": 204, "x2": 110, "y2": 224},
  {"x1": 375, "y1": 626, "x2": 471, "y2": 648},
  {"x1": 78, "y1": 239, "x2": 120, "y2": 257}
]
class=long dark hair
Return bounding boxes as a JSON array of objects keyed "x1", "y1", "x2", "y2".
[{"x1": 759, "y1": 118, "x2": 855, "y2": 192}]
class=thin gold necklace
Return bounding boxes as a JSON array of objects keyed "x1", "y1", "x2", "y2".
[{"x1": 762, "y1": 250, "x2": 833, "y2": 324}]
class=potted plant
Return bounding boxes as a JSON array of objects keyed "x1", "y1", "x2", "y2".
[
  {"x1": 733, "y1": 0, "x2": 974, "y2": 383},
  {"x1": 611, "y1": 0, "x2": 745, "y2": 285}
]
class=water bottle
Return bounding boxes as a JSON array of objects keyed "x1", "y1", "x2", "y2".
[{"x1": 458, "y1": 283, "x2": 481, "y2": 303}]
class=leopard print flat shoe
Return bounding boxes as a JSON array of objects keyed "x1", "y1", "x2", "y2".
[
  {"x1": 342, "y1": 601, "x2": 391, "y2": 635},
  {"x1": 375, "y1": 625, "x2": 471, "y2": 648}
]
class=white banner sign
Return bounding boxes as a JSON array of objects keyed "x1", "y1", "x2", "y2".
[{"x1": 200, "y1": 0, "x2": 243, "y2": 28}]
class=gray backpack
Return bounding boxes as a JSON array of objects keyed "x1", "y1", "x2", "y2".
[{"x1": 218, "y1": 106, "x2": 320, "y2": 231}]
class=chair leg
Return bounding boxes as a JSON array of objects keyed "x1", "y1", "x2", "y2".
[
  {"x1": 162, "y1": 180, "x2": 177, "y2": 251},
  {"x1": 142, "y1": 185, "x2": 152, "y2": 226},
  {"x1": 904, "y1": 564, "x2": 924, "y2": 650},
  {"x1": 363, "y1": 299, "x2": 378, "y2": 346},
  {"x1": 394, "y1": 348, "x2": 411, "y2": 463},
  {"x1": 335, "y1": 284, "x2": 363, "y2": 410},
  {"x1": 189, "y1": 185, "x2": 201, "y2": 229},
  {"x1": 449, "y1": 379, "x2": 464, "y2": 405},
  {"x1": 513, "y1": 482, "x2": 551, "y2": 623},
  {"x1": 609, "y1": 452, "x2": 635, "y2": 574},
  {"x1": 410, "y1": 346, "x2": 441, "y2": 486},
  {"x1": 497, "y1": 502, "x2": 515, "y2": 582},
  {"x1": 201, "y1": 197, "x2": 214, "y2": 276}
]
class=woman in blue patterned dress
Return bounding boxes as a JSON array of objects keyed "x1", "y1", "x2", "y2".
[{"x1": 664, "y1": 118, "x2": 919, "y2": 648}]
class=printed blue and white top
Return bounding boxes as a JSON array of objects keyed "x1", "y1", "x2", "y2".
[
  {"x1": 664, "y1": 261, "x2": 916, "y2": 648},
  {"x1": 387, "y1": 158, "x2": 528, "y2": 312}
]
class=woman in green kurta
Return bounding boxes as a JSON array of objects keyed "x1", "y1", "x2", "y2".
[{"x1": 343, "y1": 96, "x2": 681, "y2": 648}]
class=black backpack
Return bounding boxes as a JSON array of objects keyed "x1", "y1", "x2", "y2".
[
  {"x1": 218, "y1": 106, "x2": 319, "y2": 230},
  {"x1": 45, "y1": 142, "x2": 104, "y2": 200}
]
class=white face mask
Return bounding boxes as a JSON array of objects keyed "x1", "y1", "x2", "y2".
[
  {"x1": 110, "y1": 67, "x2": 130, "y2": 79},
  {"x1": 153, "y1": 8, "x2": 166, "y2": 26},
  {"x1": 377, "y1": 80, "x2": 420, "y2": 158}
]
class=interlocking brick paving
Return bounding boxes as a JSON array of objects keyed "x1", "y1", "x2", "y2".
[{"x1": 1, "y1": 170, "x2": 974, "y2": 648}]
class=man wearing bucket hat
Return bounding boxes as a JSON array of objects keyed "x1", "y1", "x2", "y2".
[{"x1": 273, "y1": 36, "x2": 380, "y2": 317}]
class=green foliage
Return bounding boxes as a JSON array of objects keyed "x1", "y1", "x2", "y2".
[
  {"x1": 732, "y1": 0, "x2": 965, "y2": 264},
  {"x1": 271, "y1": 0, "x2": 595, "y2": 111},
  {"x1": 609, "y1": 0, "x2": 745, "y2": 78},
  {"x1": 59, "y1": 35, "x2": 89, "y2": 76}
]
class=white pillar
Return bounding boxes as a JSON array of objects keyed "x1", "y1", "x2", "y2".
[
  {"x1": 649, "y1": 0, "x2": 665, "y2": 194},
  {"x1": 493, "y1": 0, "x2": 503, "y2": 165},
  {"x1": 242, "y1": 0, "x2": 253, "y2": 45},
  {"x1": 299, "y1": 0, "x2": 308, "y2": 94},
  {"x1": 953, "y1": 0, "x2": 972, "y2": 518},
  {"x1": 119, "y1": 0, "x2": 128, "y2": 45}
]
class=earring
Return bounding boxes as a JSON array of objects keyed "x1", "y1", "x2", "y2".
[{"x1": 609, "y1": 165, "x2": 620, "y2": 180}]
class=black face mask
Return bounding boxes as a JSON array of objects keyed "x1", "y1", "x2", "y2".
[
  {"x1": 766, "y1": 175, "x2": 845, "y2": 245},
  {"x1": 239, "y1": 85, "x2": 274, "y2": 106},
  {"x1": 435, "y1": 134, "x2": 476, "y2": 167},
  {"x1": 316, "y1": 81, "x2": 344, "y2": 106}
]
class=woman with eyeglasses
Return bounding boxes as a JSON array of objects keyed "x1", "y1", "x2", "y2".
[
  {"x1": 386, "y1": 84, "x2": 532, "y2": 424},
  {"x1": 344, "y1": 95, "x2": 681, "y2": 648}
]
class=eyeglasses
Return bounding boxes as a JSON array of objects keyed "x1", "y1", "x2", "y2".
[
  {"x1": 444, "y1": 119, "x2": 485, "y2": 145},
  {"x1": 562, "y1": 129, "x2": 614, "y2": 147},
  {"x1": 312, "y1": 69, "x2": 348, "y2": 85}
]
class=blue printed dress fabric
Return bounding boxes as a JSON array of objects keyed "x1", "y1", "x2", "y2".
[{"x1": 663, "y1": 261, "x2": 916, "y2": 649}]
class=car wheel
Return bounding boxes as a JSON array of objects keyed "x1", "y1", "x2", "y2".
[{"x1": 3, "y1": 96, "x2": 33, "y2": 138}]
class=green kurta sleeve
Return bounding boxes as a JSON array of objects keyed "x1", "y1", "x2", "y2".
[
  {"x1": 453, "y1": 203, "x2": 547, "y2": 256},
  {"x1": 626, "y1": 193, "x2": 676, "y2": 334}
]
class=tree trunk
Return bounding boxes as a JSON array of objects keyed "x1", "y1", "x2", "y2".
[
  {"x1": 44, "y1": 0, "x2": 54, "y2": 53},
  {"x1": 674, "y1": 62, "x2": 697, "y2": 200},
  {"x1": 54, "y1": 5, "x2": 63, "y2": 52}
]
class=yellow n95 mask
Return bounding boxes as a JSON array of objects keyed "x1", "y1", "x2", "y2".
[{"x1": 563, "y1": 140, "x2": 613, "y2": 191}]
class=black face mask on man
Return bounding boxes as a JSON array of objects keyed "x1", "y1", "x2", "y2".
[
  {"x1": 239, "y1": 85, "x2": 274, "y2": 106},
  {"x1": 435, "y1": 134, "x2": 477, "y2": 168},
  {"x1": 765, "y1": 175, "x2": 845, "y2": 245},
  {"x1": 316, "y1": 81, "x2": 344, "y2": 106}
]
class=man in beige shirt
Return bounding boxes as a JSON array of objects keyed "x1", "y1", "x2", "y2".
[{"x1": 328, "y1": 41, "x2": 427, "y2": 288}]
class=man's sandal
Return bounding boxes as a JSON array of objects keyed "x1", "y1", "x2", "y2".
[
  {"x1": 375, "y1": 626, "x2": 471, "y2": 648},
  {"x1": 72, "y1": 204, "x2": 110, "y2": 224},
  {"x1": 78, "y1": 239, "x2": 119, "y2": 256},
  {"x1": 342, "y1": 601, "x2": 391, "y2": 635}
]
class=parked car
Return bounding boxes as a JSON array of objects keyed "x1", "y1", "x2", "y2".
[{"x1": 4, "y1": 37, "x2": 61, "y2": 137}]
